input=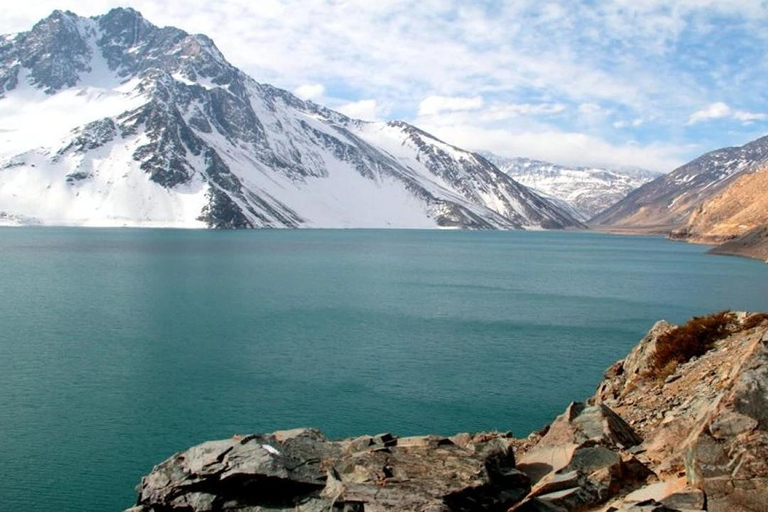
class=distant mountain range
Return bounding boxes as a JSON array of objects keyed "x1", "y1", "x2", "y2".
[
  {"x1": 479, "y1": 152, "x2": 660, "y2": 221},
  {"x1": 0, "y1": 8, "x2": 583, "y2": 230},
  {"x1": 591, "y1": 135, "x2": 768, "y2": 261}
]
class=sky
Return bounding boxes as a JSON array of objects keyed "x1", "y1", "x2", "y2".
[{"x1": 2, "y1": 1, "x2": 768, "y2": 172}]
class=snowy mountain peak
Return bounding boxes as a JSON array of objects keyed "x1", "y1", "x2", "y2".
[
  {"x1": 0, "y1": 10, "x2": 583, "y2": 230},
  {"x1": 479, "y1": 152, "x2": 660, "y2": 221}
]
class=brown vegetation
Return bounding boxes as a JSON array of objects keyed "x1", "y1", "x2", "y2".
[
  {"x1": 650, "y1": 311, "x2": 737, "y2": 378},
  {"x1": 742, "y1": 312, "x2": 768, "y2": 330}
]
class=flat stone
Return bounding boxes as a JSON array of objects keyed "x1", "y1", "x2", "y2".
[
  {"x1": 708, "y1": 411, "x2": 759, "y2": 439},
  {"x1": 396, "y1": 435, "x2": 453, "y2": 448},
  {"x1": 539, "y1": 487, "x2": 581, "y2": 500},
  {"x1": 661, "y1": 489, "x2": 706, "y2": 510},
  {"x1": 372, "y1": 433, "x2": 397, "y2": 447},
  {"x1": 508, "y1": 497, "x2": 565, "y2": 511},
  {"x1": 530, "y1": 470, "x2": 580, "y2": 498},
  {"x1": 517, "y1": 443, "x2": 579, "y2": 483},
  {"x1": 536, "y1": 486, "x2": 592, "y2": 510},
  {"x1": 565, "y1": 445, "x2": 621, "y2": 474},
  {"x1": 621, "y1": 478, "x2": 689, "y2": 504}
]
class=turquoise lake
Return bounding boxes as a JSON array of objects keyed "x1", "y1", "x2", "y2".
[{"x1": 1, "y1": 228, "x2": 768, "y2": 511}]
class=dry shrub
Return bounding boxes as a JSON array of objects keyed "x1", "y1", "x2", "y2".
[
  {"x1": 742, "y1": 312, "x2": 768, "y2": 331},
  {"x1": 650, "y1": 311, "x2": 737, "y2": 379}
]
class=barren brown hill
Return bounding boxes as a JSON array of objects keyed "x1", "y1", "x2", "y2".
[
  {"x1": 667, "y1": 166, "x2": 768, "y2": 261},
  {"x1": 591, "y1": 135, "x2": 768, "y2": 233},
  {"x1": 672, "y1": 165, "x2": 768, "y2": 243}
]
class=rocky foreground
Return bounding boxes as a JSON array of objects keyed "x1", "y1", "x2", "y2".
[{"x1": 128, "y1": 312, "x2": 768, "y2": 512}]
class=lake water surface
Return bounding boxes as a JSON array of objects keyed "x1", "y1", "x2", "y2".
[{"x1": 1, "y1": 228, "x2": 767, "y2": 511}]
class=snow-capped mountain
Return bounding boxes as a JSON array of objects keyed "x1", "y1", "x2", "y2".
[
  {"x1": 591, "y1": 135, "x2": 768, "y2": 232},
  {"x1": 478, "y1": 152, "x2": 660, "y2": 221},
  {"x1": 0, "y1": 9, "x2": 583, "y2": 230}
]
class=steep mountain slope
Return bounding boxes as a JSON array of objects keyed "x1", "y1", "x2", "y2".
[
  {"x1": 479, "y1": 152, "x2": 659, "y2": 221},
  {"x1": 591, "y1": 136, "x2": 768, "y2": 233},
  {"x1": 665, "y1": 166, "x2": 768, "y2": 262},
  {"x1": 672, "y1": 165, "x2": 768, "y2": 244},
  {"x1": 0, "y1": 9, "x2": 582, "y2": 230}
]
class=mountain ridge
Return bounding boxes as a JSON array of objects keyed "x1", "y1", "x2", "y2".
[
  {"x1": 0, "y1": 8, "x2": 583, "y2": 230},
  {"x1": 667, "y1": 165, "x2": 768, "y2": 262},
  {"x1": 479, "y1": 151, "x2": 660, "y2": 221},
  {"x1": 590, "y1": 135, "x2": 768, "y2": 232}
]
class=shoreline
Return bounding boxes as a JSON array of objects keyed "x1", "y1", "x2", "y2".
[{"x1": 592, "y1": 224, "x2": 768, "y2": 263}]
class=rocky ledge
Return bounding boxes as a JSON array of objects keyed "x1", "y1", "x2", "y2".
[{"x1": 128, "y1": 312, "x2": 768, "y2": 512}]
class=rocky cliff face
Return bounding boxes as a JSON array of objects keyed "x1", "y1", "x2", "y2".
[
  {"x1": 590, "y1": 312, "x2": 768, "y2": 511},
  {"x1": 0, "y1": 8, "x2": 582, "y2": 230},
  {"x1": 591, "y1": 136, "x2": 768, "y2": 233},
  {"x1": 128, "y1": 312, "x2": 768, "y2": 512}
]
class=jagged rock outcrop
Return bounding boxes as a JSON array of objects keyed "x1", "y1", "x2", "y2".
[
  {"x1": 670, "y1": 165, "x2": 768, "y2": 245},
  {"x1": 592, "y1": 312, "x2": 768, "y2": 511},
  {"x1": 128, "y1": 429, "x2": 531, "y2": 511},
  {"x1": 129, "y1": 313, "x2": 768, "y2": 511}
]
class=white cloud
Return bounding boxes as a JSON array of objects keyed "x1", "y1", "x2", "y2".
[
  {"x1": 294, "y1": 83, "x2": 325, "y2": 101},
  {"x1": 686, "y1": 102, "x2": 732, "y2": 124},
  {"x1": 613, "y1": 118, "x2": 644, "y2": 129},
  {"x1": 418, "y1": 95, "x2": 484, "y2": 116},
  {"x1": 687, "y1": 102, "x2": 766, "y2": 125},
  {"x1": 415, "y1": 121, "x2": 687, "y2": 172},
  {"x1": 335, "y1": 99, "x2": 386, "y2": 121},
  {"x1": 733, "y1": 111, "x2": 767, "y2": 123},
  {"x1": 3, "y1": 1, "x2": 766, "y2": 119},
  {"x1": 578, "y1": 103, "x2": 602, "y2": 115},
  {"x1": 417, "y1": 102, "x2": 565, "y2": 126},
  {"x1": 481, "y1": 103, "x2": 566, "y2": 121}
]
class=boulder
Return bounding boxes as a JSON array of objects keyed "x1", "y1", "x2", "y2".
[
  {"x1": 513, "y1": 403, "x2": 650, "y2": 511},
  {"x1": 605, "y1": 477, "x2": 706, "y2": 511},
  {"x1": 594, "y1": 321, "x2": 671, "y2": 404},
  {"x1": 129, "y1": 430, "x2": 530, "y2": 511},
  {"x1": 517, "y1": 402, "x2": 642, "y2": 483},
  {"x1": 542, "y1": 402, "x2": 641, "y2": 449},
  {"x1": 661, "y1": 489, "x2": 706, "y2": 510},
  {"x1": 133, "y1": 429, "x2": 336, "y2": 511}
]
